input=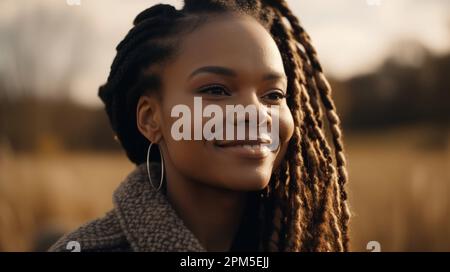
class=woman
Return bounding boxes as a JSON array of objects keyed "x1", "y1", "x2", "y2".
[{"x1": 49, "y1": 0, "x2": 351, "y2": 252}]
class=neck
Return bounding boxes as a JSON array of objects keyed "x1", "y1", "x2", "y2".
[{"x1": 164, "y1": 162, "x2": 246, "y2": 252}]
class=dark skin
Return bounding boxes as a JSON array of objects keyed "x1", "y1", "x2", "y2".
[{"x1": 137, "y1": 13, "x2": 294, "y2": 251}]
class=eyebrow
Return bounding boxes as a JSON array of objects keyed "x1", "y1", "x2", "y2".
[
  {"x1": 188, "y1": 65, "x2": 287, "y2": 82},
  {"x1": 189, "y1": 66, "x2": 237, "y2": 79},
  {"x1": 262, "y1": 72, "x2": 287, "y2": 81}
]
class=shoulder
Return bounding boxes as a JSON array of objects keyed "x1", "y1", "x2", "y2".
[{"x1": 48, "y1": 210, "x2": 131, "y2": 252}]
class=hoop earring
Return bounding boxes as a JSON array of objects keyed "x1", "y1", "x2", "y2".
[{"x1": 146, "y1": 142, "x2": 164, "y2": 192}]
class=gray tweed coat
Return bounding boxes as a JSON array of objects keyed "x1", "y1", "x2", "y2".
[{"x1": 48, "y1": 164, "x2": 206, "y2": 252}]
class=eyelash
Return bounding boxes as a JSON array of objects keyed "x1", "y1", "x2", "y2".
[
  {"x1": 197, "y1": 84, "x2": 287, "y2": 102},
  {"x1": 262, "y1": 90, "x2": 287, "y2": 101},
  {"x1": 197, "y1": 84, "x2": 231, "y2": 96}
]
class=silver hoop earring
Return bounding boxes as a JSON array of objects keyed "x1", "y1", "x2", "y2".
[{"x1": 146, "y1": 142, "x2": 164, "y2": 192}]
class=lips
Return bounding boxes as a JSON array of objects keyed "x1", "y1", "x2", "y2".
[
  {"x1": 215, "y1": 138, "x2": 270, "y2": 147},
  {"x1": 215, "y1": 133, "x2": 272, "y2": 147},
  {"x1": 214, "y1": 137, "x2": 273, "y2": 159}
]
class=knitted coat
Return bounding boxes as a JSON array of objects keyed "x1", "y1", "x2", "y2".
[{"x1": 48, "y1": 164, "x2": 206, "y2": 252}]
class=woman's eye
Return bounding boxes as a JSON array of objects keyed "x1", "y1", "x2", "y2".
[
  {"x1": 262, "y1": 91, "x2": 287, "y2": 101},
  {"x1": 198, "y1": 85, "x2": 231, "y2": 96}
]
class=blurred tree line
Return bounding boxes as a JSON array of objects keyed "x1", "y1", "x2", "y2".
[
  {"x1": 332, "y1": 41, "x2": 449, "y2": 130},
  {"x1": 0, "y1": 42, "x2": 449, "y2": 153},
  {"x1": 0, "y1": 95, "x2": 118, "y2": 152}
]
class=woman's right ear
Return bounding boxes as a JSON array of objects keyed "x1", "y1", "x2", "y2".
[{"x1": 136, "y1": 95, "x2": 163, "y2": 144}]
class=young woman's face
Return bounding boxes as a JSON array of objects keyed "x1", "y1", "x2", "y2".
[{"x1": 154, "y1": 14, "x2": 294, "y2": 191}]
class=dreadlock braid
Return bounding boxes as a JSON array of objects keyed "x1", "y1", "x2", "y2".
[
  {"x1": 264, "y1": 0, "x2": 351, "y2": 251},
  {"x1": 266, "y1": 11, "x2": 342, "y2": 251},
  {"x1": 267, "y1": 166, "x2": 284, "y2": 251},
  {"x1": 99, "y1": 0, "x2": 350, "y2": 252}
]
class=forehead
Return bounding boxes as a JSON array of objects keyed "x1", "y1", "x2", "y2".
[{"x1": 167, "y1": 13, "x2": 285, "y2": 79}]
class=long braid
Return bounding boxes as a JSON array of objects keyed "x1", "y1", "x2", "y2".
[
  {"x1": 268, "y1": 5, "x2": 346, "y2": 251},
  {"x1": 297, "y1": 45, "x2": 344, "y2": 246},
  {"x1": 298, "y1": 48, "x2": 343, "y2": 250},
  {"x1": 266, "y1": 0, "x2": 350, "y2": 251},
  {"x1": 270, "y1": 14, "x2": 318, "y2": 251},
  {"x1": 267, "y1": 162, "x2": 286, "y2": 251},
  {"x1": 269, "y1": 17, "x2": 304, "y2": 252}
]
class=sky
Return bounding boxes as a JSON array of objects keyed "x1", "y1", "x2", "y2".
[{"x1": 0, "y1": 0, "x2": 449, "y2": 107}]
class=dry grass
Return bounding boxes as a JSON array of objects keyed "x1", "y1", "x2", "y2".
[
  {"x1": 346, "y1": 128, "x2": 450, "y2": 251},
  {"x1": 0, "y1": 149, "x2": 134, "y2": 251},
  {"x1": 0, "y1": 127, "x2": 448, "y2": 251}
]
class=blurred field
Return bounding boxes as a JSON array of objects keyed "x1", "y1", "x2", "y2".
[
  {"x1": 0, "y1": 150, "x2": 134, "y2": 251},
  {"x1": 346, "y1": 127, "x2": 450, "y2": 251},
  {"x1": 0, "y1": 127, "x2": 449, "y2": 251}
]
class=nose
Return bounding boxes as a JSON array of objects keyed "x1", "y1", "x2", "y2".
[
  {"x1": 223, "y1": 91, "x2": 274, "y2": 143},
  {"x1": 232, "y1": 91, "x2": 272, "y2": 127}
]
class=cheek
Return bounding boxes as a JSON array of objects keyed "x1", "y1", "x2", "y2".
[
  {"x1": 165, "y1": 139, "x2": 208, "y2": 180},
  {"x1": 273, "y1": 105, "x2": 295, "y2": 169},
  {"x1": 157, "y1": 102, "x2": 216, "y2": 183},
  {"x1": 280, "y1": 106, "x2": 295, "y2": 144}
]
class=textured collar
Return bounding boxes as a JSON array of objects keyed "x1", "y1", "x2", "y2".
[{"x1": 112, "y1": 164, "x2": 206, "y2": 252}]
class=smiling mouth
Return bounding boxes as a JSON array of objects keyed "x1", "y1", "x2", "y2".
[{"x1": 214, "y1": 138, "x2": 273, "y2": 159}]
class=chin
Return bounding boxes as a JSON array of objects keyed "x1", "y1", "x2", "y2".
[{"x1": 221, "y1": 170, "x2": 272, "y2": 191}]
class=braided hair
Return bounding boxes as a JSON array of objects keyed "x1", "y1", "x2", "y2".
[{"x1": 98, "y1": 0, "x2": 351, "y2": 252}]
